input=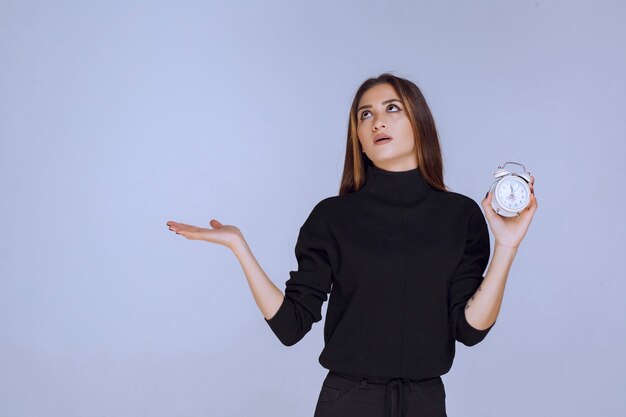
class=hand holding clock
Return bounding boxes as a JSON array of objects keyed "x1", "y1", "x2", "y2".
[{"x1": 481, "y1": 175, "x2": 538, "y2": 249}]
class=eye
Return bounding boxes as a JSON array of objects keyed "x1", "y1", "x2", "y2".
[{"x1": 359, "y1": 104, "x2": 401, "y2": 121}]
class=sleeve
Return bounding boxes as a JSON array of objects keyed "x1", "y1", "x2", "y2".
[
  {"x1": 264, "y1": 203, "x2": 334, "y2": 346},
  {"x1": 448, "y1": 200, "x2": 496, "y2": 347}
]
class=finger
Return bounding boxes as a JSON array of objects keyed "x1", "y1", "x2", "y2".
[
  {"x1": 168, "y1": 221, "x2": 188, "y2": 229},
  {"x1": 177, "y1": 229, "x2": 194, "y2": 238},
  {"x1": 484, "y1": 191, "x2": 495, "y2": 212},
  {"x1": 481, "y1": 193, "x2": 489, "y2": 210},
  {"x1": 167, "y1": 221, "x2": 186, "y2": 235},
  {"x1": 481, "y1": 196, "x2": 496, "y2": 220},
  {"x1": 526, "y1": 193, "x2": 538, "y2": 211}
]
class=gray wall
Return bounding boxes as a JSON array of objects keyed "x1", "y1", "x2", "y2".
[{"x1": 1, "y1": 1, "x2": 624, "y2": 416}]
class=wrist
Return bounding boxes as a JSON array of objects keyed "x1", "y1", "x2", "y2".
[
  {"x1": 230, "y1": 236, "x2": 249, "y2": 256},
  {"x1": 495, "y1": 241, "x2": 519, "y2": 249}
]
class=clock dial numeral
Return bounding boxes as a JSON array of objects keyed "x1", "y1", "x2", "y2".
[{"x1": 496, "y1": 178, "x2": 530, "y2": 210}]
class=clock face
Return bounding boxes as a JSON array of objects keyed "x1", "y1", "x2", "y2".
[{"x1": 495, "y1": 176, "x2": 530, "y2": 211}]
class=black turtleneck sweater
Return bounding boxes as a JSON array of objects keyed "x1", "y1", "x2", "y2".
[{"x1": 264, "y1": 164, "x2": 496, "y2": 379}]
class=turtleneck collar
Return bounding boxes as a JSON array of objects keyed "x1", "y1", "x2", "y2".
[{"x1": 361, "y1": 164, "x2": 433, "y2": 205}]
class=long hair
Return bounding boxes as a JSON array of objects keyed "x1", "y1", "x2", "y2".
[{"x1": 339, "y1": 72, "x2": 449, "y2": 195}]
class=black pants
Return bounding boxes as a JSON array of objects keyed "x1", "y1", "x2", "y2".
[{"x1": 313, "y1": 370, "x2": 447, "y2": 417}]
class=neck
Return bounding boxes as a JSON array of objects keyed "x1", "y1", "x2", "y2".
[{"x1": 361, "y1": 163, "x2": 433, "y2": 205}]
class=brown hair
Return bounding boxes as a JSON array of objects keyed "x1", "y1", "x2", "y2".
[{"x1": 339, "y1": 72, "x2": 449, "y2": 195}]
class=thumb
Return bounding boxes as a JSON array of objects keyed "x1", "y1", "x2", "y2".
[{"x1": 481, "y1": 191, "x2": 493, "y2": 213}]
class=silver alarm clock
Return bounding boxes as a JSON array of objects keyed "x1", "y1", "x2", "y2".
[{"x1": 488, "y1": 162, "x2": 532, "y2": 217}]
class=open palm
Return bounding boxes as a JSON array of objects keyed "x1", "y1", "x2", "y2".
[{"x1": 166, "y1": 219, "x2": 242, "y2": 249}]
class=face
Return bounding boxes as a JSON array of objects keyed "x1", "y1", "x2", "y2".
[{"x1": 356, "y1": 83, "x2": 417, "y2": 171}]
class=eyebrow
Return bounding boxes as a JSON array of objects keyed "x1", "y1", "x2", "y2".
[{"x1": 357, "y1": 98, "x2": 402, "y2": 113}]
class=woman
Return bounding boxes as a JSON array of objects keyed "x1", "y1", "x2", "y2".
[{"x1": 166, "y1": 73, "x2": 538, "y2": 417}]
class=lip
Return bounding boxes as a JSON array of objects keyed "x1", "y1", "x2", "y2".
[{"x1": 373, "y1": 133, "x2": 394, "y2": 145}]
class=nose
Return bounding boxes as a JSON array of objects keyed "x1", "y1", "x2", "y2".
[{"x1": 373, "y1": 119, "x2": 387, "y2": 130}]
